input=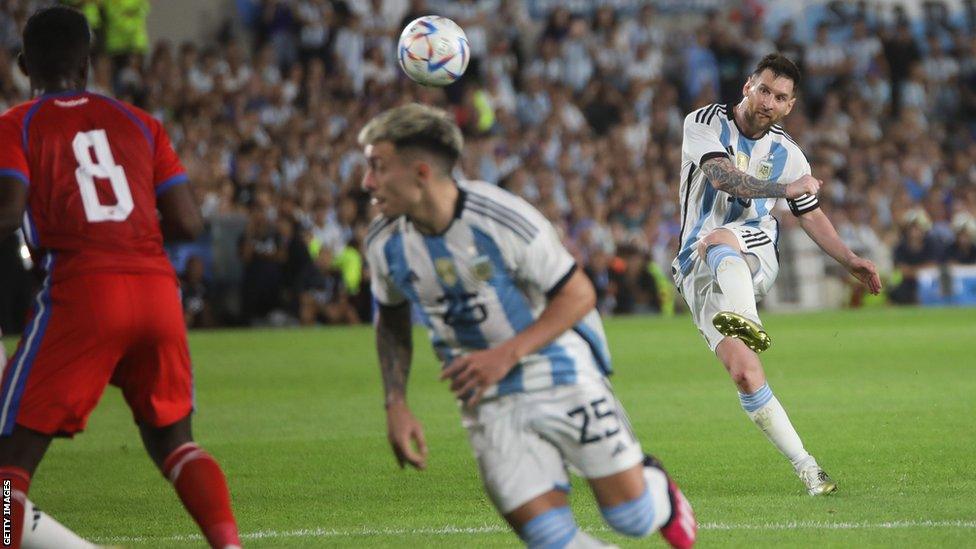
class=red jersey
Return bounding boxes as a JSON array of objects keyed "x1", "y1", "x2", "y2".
[{"x1": 0, "y1": 91, "x2": 187, "y2": 281}]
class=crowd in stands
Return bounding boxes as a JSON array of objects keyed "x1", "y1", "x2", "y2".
[{"x1": 1, "y1": 0, "x2": 974, "y2": 330}]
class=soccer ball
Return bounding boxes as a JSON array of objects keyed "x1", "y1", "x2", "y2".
[{"x1": 397, "y1": 16, "x2": 469, "y2": 86}]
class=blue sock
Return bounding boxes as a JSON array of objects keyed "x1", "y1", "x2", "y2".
[{"x1": 739, "y1": 382, "x2": 773, "y2": 413}]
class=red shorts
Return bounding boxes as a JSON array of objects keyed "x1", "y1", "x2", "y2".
[{"x1": 0, "y1": 272, "x2": 193, "y2": 436}]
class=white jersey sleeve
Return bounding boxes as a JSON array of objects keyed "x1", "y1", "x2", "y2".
[
  {"x1": 516, "y1": 214, "x2": 576, "y2": 296},
  {"x1": 781, "y1": 147, "x2": 820, "y2": 216},
  {"x1": 683, "y1": 106, "x2": 730, "y2": 167},
  {"x1": 463, "y1": 183, "x2": 576, "y2": 296},
  {"x1": 364, "y1": 217, "x2": 408, "y2": 307}
]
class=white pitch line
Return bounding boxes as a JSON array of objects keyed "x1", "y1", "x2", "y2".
[{"x1": 92, "y1": 520, "x2": 976, "y2": 544}]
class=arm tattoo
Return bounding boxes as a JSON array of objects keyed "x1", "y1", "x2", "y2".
[
  {"x1": 701, "y1": 158, "x2": 788, "y2": 199},
  {"x1": 376, "y1": 304, "x2": 413, "y2": 407}
]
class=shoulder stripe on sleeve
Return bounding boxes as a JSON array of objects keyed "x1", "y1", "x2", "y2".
[
  {"x1": 694, "y1": 104, "x2": 719, "y2": 124},
  {"x1": 465, "y1": 192, "x2": 540, "y2": 239},
  {"x1": 706, "y1": 104, "x2": 722, "y2": 125},
  {"x1": 770, "y1": 126, "x2": 800, "y2": 147},
  {"x1": 21, "y1": 99, "x2": 49, "y2": 152},
  {"x1": 95, "y1": 94, "x2": 154, "y2": 151},
  {"x1": 463, "y1": 203, "x2": 534, "y2": 243},
  {"x1": 365, "y1": 216, "x2": 398, "y2": 248}
]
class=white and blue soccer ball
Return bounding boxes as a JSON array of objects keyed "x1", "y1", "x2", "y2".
[{"x1": 397, "y1": 16, "x2": 469, "y2": 86}]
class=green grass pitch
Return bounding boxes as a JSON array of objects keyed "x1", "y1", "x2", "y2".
[{"x1": 5, "y1": 307, "x2": 975, "y2": 547}]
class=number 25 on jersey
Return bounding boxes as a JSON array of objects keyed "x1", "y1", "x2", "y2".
[{"x1": 72, "y1": 129, "x2": 133, "y2": 223}]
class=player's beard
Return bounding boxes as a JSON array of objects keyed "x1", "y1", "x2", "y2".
[{"x1": 747, "y1": 107, "x2": 780, "y2": 133}]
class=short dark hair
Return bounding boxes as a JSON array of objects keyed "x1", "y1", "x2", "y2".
[
  {"x1": 22, "y1": 7, "x2": 91, "y2": 84},
  {"x1": 751, "y1": 53, "x2": 801, "y2": 95}
]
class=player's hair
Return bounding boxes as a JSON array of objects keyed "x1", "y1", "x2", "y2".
[
  {"x1": 751, "y1": 53, "x2": 801, "y2": 95},
  {"x1": 358, "y1": 103, "x2": 463, "y2": 172},
  {"x1": 21, "y1": 6, "x2": 91, "y2": 84}
]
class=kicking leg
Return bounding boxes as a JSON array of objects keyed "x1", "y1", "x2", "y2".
[
  {"x1": 140, "y1": 415, "x2": 242, "y2": 548},
  {"x1": 698, "y1": 229, "x2": 770, "y2": 352},
  {"x1": 716, "y1": 338, "x2": 836, "y2": 495}
]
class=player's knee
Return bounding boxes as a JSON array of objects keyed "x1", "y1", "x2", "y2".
[
  {"x1": 520, "y1": 506, "x2": 579, "y2": 548},
  {"x1": 697, "y1": 229, "x2": 738, "y2": 257},
  {"x1": 600, "y1": 487, "x2": 655, "y2": 538},
  {"x1": 728, "y1": 361, "x2": 763, "y2": 391}
]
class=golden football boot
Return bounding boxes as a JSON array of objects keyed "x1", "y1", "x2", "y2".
[
  {"x1": 712, "y1": 311, "x2": 772, "y2": 353},
  {"x1": 799, "y1": 463, "x2": 838, "y2": 496}
]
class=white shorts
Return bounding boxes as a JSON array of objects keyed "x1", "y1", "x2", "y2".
[
  {"x1": 674, "y1": 223, "x2": 779, "y2": 352},
  {"x1": 462, "y1": 379, "x2": 644, "y2": 514}
]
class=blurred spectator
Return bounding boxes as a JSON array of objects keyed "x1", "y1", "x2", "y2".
[
  {"x1": 103, "y1": 0, "x2": 149, "y2": 63},
  {"x1": 804, "y1": 22, "x2": 848, "y2": 113},
  {"x1": 946, "y1": 214, "x2": 976, "y2": 265},
  {"x1": 297, "y1": 247, "x2": 360, "y2": 326},
  {"x1": 239, "y1": 204, "x2": 288, "y2": 324},
  {"x1": 882, "y1": 20, "x2": 922, "y2": 113},
  {"x1": 182, "y1": 256, "x2": 216, "y2": 329},
  {"x1": 890, "y1": 210, "x2": 939, "y2": 304},
  {"x1": 683, "y1": 28, "x2": 719, "y2": 104},
  {"x1": 609, "y1": 244, "x2": 660, "y2": 315}
]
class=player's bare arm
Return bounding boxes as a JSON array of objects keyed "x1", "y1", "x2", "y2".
[
  {"x1": 701, "y1": 157, "x2": 821, "y2": 200},
  {"x1": 0, "y1": 177, "x2": 27, "y2": 236},
  {"x1": 376, "y1": 302, "x2": 428, "y2": 470},
  {"x1": 441, "y1": 268, "x2": 596, "y2": 406},
  {"x1": 798, "y1": 208, "x2": 882, "y2": 294},
  {"x1": 157, "y1": 183, "x2": 204, "y2": 241}
]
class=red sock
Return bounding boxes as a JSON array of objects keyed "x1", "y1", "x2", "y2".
[
  {"x1": 162, "y1": 443, "x2": 240, "y2": 549},
  {"x1": 0, "y1": 466, "x2": 30, "y2": 549}
]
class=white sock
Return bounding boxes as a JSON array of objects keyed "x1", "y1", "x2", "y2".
[
  {"x1": 643, "y1": 465, "x2": 673, "y2": 531},
  {"x1": 22, "y1": 499, "x2": 96, "y2": 549},
  {"x1": 739, "y1": 383, "x2": 811, "y2": 470},
  {"x1": 705, "y1": 244, "x2": 760, "y2": 322},
  {"x1": 566, "y1": 529, "x2": 618, "y2": 548}
]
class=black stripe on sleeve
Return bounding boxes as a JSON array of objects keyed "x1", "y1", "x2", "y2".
[
  {"x1": 706, "y1": 104, "x2": 721, "y2": 124},
  {"x1": 466, "y1": 193, "x2": 540, "y2": 239},
  {"x1": 463, "y1": 204, "x2": 534, "y2": 243},
  {"x1": 699, "y1": 151, "x2": 730, "y2": 166},
  {"x1": 545, "y1": 263, "x2": 578, "y2": 299}
]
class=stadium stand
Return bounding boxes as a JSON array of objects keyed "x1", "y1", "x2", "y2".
[{"x1": 1, "y1": 0, "x2": 974, "y2": 328}]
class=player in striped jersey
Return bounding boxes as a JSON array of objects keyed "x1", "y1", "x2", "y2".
[
  {"x1": 360, "y1": 104, "x2": 696, "y2": 548},
  {"x1": 672, "y1": 54, "x2": 882, "y2": 495}
]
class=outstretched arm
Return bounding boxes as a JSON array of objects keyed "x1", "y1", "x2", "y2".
[
  {"x1": 440, "y1": 267, "x2": 596, "y2": 407},
  {"x1": 798, "y1": 208, "x2": 882, "y2": 294},
  {"x1": 375, "y1": 302, "x2": 428, "y2": 470},
  {"x1": 701, "y1": 157, "x2": 821, "y2": 200}
]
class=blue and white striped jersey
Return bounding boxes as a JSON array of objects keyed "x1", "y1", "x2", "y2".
[
  {"x1": 366, "y1": 180, "x2": 612, "y2": 399},
  {"x1": 672, "y1": 103, "x2": 819, "y2": 279}
]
